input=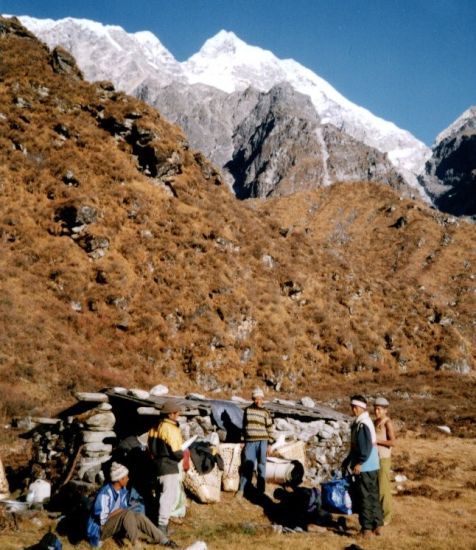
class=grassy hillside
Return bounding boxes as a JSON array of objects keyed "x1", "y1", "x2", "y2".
[{"x1": 0, "y1": 17, "x2": 474, "y2": 428}]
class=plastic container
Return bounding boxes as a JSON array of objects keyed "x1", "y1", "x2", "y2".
[
  {"x1": 26, "y1": 479, "x2": 51, "y2": 504},
  {"x1": 266, "y1": 457, "x2": 295, "y2": 484}
]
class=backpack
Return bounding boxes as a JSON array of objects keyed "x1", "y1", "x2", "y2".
[
  {"x1": 321, "y1": 476, "x2": 353, "y2": 515},
  {"x1": 33, "y1": 532, "x2": 62, "y2": 550}
]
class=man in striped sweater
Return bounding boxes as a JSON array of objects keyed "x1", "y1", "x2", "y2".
[{"x1": 237, "y1": 387, "x2": 274, "y2": 497}]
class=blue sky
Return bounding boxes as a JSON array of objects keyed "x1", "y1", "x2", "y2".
[{"x1": 2, "y1": 0, "x2": 475, "y2": 145}]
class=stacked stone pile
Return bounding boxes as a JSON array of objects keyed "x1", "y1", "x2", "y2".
[
  {"x1": 78, "y1": 401, "x2": 117, "y2": 483},
  {"x1": 28, "y1": 417, "x2": 82, "y2": 488},
  {"x1": 27, "y1": 394, "x2": 117, "y2": 489}
]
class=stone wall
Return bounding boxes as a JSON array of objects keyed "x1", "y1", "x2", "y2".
[{"x1": 25, "y1": 388, "x2": 351, "y2": 491}]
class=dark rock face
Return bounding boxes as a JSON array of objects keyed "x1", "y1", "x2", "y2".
[
  {"x1": 227, "y1": 84, "x2": 325, "y2": 198},
  {"x1": 322, "y1": 125, "x2": 407, "y2": 193},
  {"x1": 0, "y1": 16, "x2": 37, "y2": 39},
  {"x1": 50, "y1": 46, "x2": 84, "y2": 80},
  {"x1": 419, "y1": 107, "x2": 476, "y2": 217},
  {"x1": 152, "y1": 82, "x2": 407, "y2": 199}
]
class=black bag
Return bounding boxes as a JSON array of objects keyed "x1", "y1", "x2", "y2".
[{"x1": 26, "y1": 531, "x2": 62, "y2": 550}]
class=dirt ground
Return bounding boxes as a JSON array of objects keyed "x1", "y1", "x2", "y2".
[{"x1": 0, "y1": 432, "x2": 475, "y2": 550}]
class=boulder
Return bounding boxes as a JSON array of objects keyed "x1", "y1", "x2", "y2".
[
  {"x1": 51, "y1": 46, "x2": 83, "y2": 80},
  {"x1": 300, "y1": 397, "x2": 315, "y2": 408},
  {"x1": 85, "y1": 412, "x2": 116, "y2": 431},
  {"x1": 83, "y1": 442, "x2": 113, "y2": 457},
  {"x1": 74, "y1": 392, "x2": 109, "y2": 403},
  {"x1": 82, "y1": 430, "x2": 116, "y2": 443},
  {"x1": 129, "y1": 388, "x2": 150, "y2": 399},
  {"x1": 150, "y1": 384, "x2": 169, "y2": 396}
]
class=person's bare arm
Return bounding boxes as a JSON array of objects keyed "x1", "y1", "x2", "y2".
[{"x1": 377, "y1": 419, "x2": 396, "y2": 447}]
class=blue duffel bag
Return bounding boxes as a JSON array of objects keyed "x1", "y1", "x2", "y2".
[{"x1": 321, "y1": 476, "x2": 352, "y2": 515}]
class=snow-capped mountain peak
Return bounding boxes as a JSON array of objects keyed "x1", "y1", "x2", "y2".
[
  {"x1": 15, "y1": 15, "x2": 183, "y2": 93},
  {"x1": 197, "y1": 30, "x2": 249, "y2": 57},
  {"x1": 183, "y1": 29, "x2": 430, "y2": 186},
  {"x1": 132, "y1": 30, "x2": 178, "y2": 68},
  {"x1": 184, "y1": 29, "x2": 284, "y2": 94},
  {"x1": 16, "y1": 15, "x2": 125, "y2": 51},
  {"x1": 436, "y1": 106, "x2": 476, "y2": 144},
  {"x1": 14, "y1": 15, "x2": 430, "y2": 190}
]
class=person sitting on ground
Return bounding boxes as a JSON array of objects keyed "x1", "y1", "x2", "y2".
[
  {"x1": 342, "y1": 395, "x2": 383, "y2": 538},
  {"x1": 237, "y1": 387, "x2": 274, "y2": 497},
  {"x1": 148, "y1": 401, "x2": 184, "y2": 537},
  {"x1": 86, "y1": 461, "x2": 177, "y2": 548},
  {"x1": 374, "y1": 396, "x2": 396, "y2": 526},
  {"x1": 272, "y1": 483, "x2": 332, "y2": 531}
]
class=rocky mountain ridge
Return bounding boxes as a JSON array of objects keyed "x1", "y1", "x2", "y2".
[
  {"x1": 0, "y1": 17, "x2": 475, "y2": 418},
  {"x1": 16, "y1": 15, "x2": 430, "y2": 198},
  {"x1": 419, "y1": 106, "x2": 476, "y2": 218}
]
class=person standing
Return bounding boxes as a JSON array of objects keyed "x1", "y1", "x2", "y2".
[
  {"x1": 148, "y1": 401, "x2": 184, "y2": 537},
  {"x1": 86, "y1": 462, "x2": 176, "y2": 548},
  {"x1": 343, "y1": 395, "x2": 383, "y2": 538},
  {"x1": 237, "y1": 387, "x2": 274, "y2": 497},
  {"x1": 374, "y1": 396, "x2": 396, "y2": 526}
]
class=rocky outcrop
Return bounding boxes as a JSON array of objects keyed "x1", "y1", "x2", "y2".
[
  {"x1": 0, "y1": 16, "x2": 38, "y2": 39},
  {"x1": 226, "y1": 84, "x2": 326, "y2": 198},
  {"x1": 19, "y1": 16, "x2": 429, "y2": 198},
  {"x1": 152, "y1": 82, "x2": 408, "y2": 198},
  {"x1": 323, "y1": 124, "x2": 407, "y2": 193},
  {"x1": 50, "y1": 46, "x2": 84, "y2": 80},
  {"x1": 140, "y1": 82, "x2": 257, "y2": 183},
  {"x1": 419, "y1": 107, "x2": 476, "y2": 217}
]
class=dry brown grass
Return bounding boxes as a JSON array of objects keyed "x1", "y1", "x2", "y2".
[{"x1": 0, "y1": 18, "x2": 475, "y2": 433}]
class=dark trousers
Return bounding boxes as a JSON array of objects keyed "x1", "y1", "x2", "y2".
[{"x1": 351, "y1": 470, "x2": 383, "y2": 531}]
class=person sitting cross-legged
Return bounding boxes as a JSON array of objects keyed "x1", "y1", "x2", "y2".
[{"x1": 86, "y1": 461, "x2": 177, "y2": 548}]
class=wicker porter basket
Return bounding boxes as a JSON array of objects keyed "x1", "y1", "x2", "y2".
[
  {"x1": 218, "y1": 443, "x2": 242, "y2": 492},
  {"x1": 183, "y1": 461, "x2": 222, "y2": 503}
]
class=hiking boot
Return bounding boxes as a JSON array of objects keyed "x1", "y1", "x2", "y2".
[
  {"x1": 337, "y1": 516, "x2": 347, "y2": 532},
  {"x1": 162, "y1": 540, "x2": 178, "y2": 548},
  {"x1": 359, "y1": 529, "x2": 372, "y2": 538}
]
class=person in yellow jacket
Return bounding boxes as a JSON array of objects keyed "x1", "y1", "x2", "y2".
[
  {"x1": 374, "y1": 397, "x2": 396, "y2": 526},
  {"x1": 148, "y1": 401, "x2": 184, "y2": 536}
]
